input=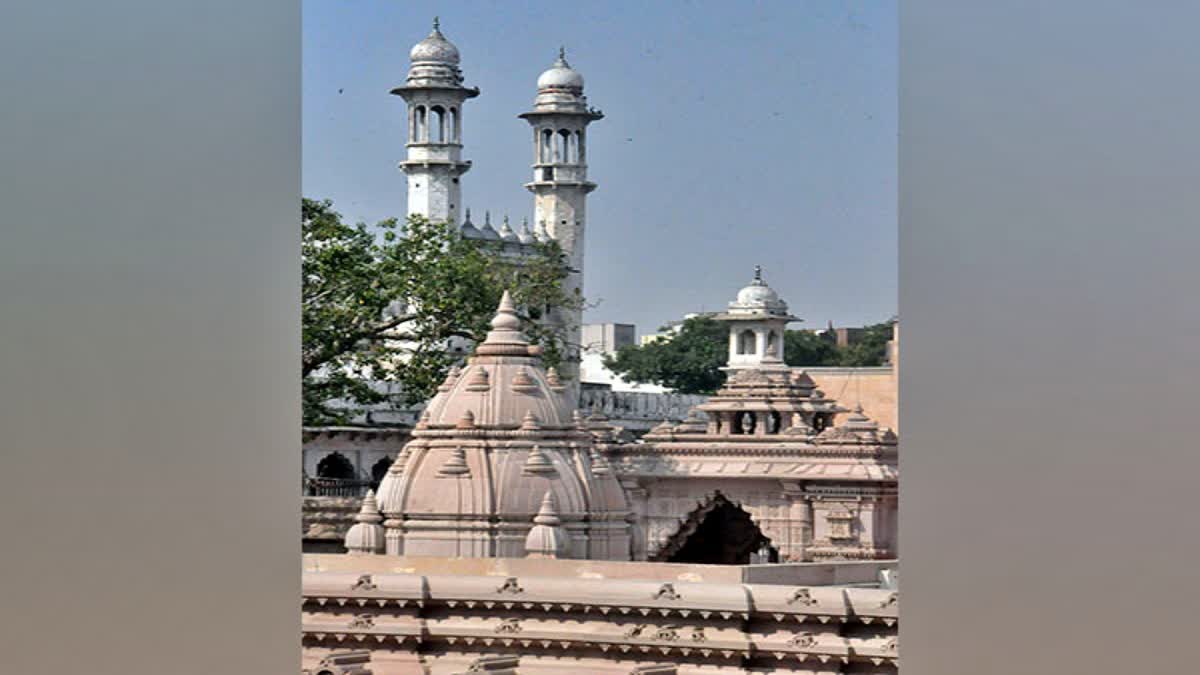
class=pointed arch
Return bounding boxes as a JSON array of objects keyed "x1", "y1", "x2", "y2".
[
  {"x1": 316, "y1": 452, "x2": 356, "y2": 480},
  {"x1": 649, "y1": 492, "x2": 772, "y2": 564}
]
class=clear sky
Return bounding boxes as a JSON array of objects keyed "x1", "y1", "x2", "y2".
[{"x1": 304, "y1": 1, "x2": 896, "y2": 334}]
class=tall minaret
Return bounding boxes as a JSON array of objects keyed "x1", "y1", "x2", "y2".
[
  {"x1": 391, "y1": 18, "x2": 478, "y2": 225},
  {"x1": 519, "y1": 48, "x2": 603, "y2": 394}
]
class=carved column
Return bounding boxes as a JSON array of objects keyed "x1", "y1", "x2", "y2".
[
  {"x1": 780, "y1": 482, "x2": 810, "y2": 562},
  {"x1": 620, "y1": 477, "x2": 650, "y2": 560}
]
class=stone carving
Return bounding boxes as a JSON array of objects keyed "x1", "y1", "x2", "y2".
[
  {"x1": 351, "y1": 574, "x2": 377, "y2": 591},
  {"x1": 495, "y1": 618, "x2": 522, "y2": 634},
  {"x1": 347, "y1": 614, "x2": 375, "y2": 629},
  {"x1": 623, "y1": 623, "x2": 648, "y2": 638},
  {"x1": 495, "y1": 577, "x2": 524, "y2": 595},
  {"x1": 787, "y1": 588, "x2": 817, "y2": 606},
  {"x1": 879, "y1": 592, "x2": 898, "y2": 608},
  {"x1": 690, "y1": 626, "x2": 707, "y2": 642},
  {"x1": 652, "y1": 583, "x2": 681, "y2": 600},
  {"x1": 884, "y1": 637, "x2": 898, "y2": 652},
  {"x1": 787, "y1": 632, "x2": 816, "y2": 648},
  {"x1": 653, "y1": 625, "x2": 681, "y2": 641}
]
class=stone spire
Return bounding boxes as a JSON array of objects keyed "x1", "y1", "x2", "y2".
[
  {"x1": 344, "y1": 490, "x2": 385, "y2": 555},
  {"x1": 524, "y1": 491, "x2": 568, "y2": 558}
]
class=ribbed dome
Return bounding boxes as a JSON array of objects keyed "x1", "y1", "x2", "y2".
[
  {"x1": 420, "y1": 291, "x2": 573, "y2": 427},
  {"x1": 409, "y1": 18, "x2": 460, "y2": 64},
  {"x1": 373, "y1": 292, "x2": 631, "y2": 560},
  {"x1": 537, "y1": 49, "x2": 584, "y2": 91}
]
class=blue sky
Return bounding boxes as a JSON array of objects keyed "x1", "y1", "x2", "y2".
[{"x1": 304, "y1": 1, "x2": 896, "y2": 334}]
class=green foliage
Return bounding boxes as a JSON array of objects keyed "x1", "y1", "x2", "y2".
[
  {"x1": 783, "y1": 329, "x2": 840, "y2": 367},
  {"x1": 603, "y1": 317, "x2": 729, "y2": 394},
  {"x1": 302, "y1": 198, "x2": 579, "y2": 424},
  {"x1": 834, "y1": 320, "x2": 895, "y2": 367},
  {"x1": 604, "y1": 315, "x2": 894, "y2": 395}
]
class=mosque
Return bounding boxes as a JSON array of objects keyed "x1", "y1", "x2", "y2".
[{"x1": 301, "y1": 22, "x2": 898, "y2": 673}]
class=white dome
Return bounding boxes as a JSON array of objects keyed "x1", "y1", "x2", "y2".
[
  {"x1": 410, "y1": 20, "x2": 460, "y2": 64},
  {"x1": 537, "y1": 50, "x2": 584, "y2": 91},
  {"x1": 736, "y1": 282, "x2": 780, "y2": 306}
]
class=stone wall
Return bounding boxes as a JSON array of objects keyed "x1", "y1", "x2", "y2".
[
  {"x1": 805, "y1": 367, "x2": 897, "y2": 432},
  {"x1": 302, "y1": 555, "x2": 898, "y2": 674}
]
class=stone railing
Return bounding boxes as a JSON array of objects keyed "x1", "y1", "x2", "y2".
[{"x1": 578, "y1": 390, "x2": 709, "y2": 428}]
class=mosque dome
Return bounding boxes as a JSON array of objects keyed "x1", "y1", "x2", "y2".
[
  {"x1": 409, "y1": 18, "x2": 460, "y2": 65},
  {"x1": 537, "y1": 49, "x2": 584, "y2": 91}
]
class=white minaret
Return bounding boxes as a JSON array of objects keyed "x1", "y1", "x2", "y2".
[
  {"x1": 392, "y1": 18, "x2": 478, "y2": 225},
  {"x1": 519, "y1": 48, "x2": 603, "y2": 395},
  {"x1": 717, "y1": 266, "x2": 800, "y2": 370}
]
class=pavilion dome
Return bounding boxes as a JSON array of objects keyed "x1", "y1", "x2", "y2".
[
  {"x1": 728, "y1": 266, "x2": 789, "y2": 315},
  {"x1": 537, "y1": 50, "x2": 584, "y2": 91},
  {"x1": 409, "y1": 19, "x2": 460, "y2": 65}
]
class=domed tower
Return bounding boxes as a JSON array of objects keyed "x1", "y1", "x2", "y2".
[
  {"x1": 718, "y1": 266, "x2": 800, "y2": 370},
  {"x1": 375, "y1": 292, "x2": 631, "y2": 560},
  {"x1": 519, "y1": 48, "x2": 604, "y2": 398},
  {"x1": 392, "y1": 18, "x2": 479, "y2": 225}
]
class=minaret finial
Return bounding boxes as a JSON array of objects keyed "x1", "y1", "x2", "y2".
[
  {"x1": 485, "y1": 210, "x2": 491, "y2": 226},
  {"x1": 753, "y1": 265, "x2": 763, "y2": 283},
  {"x1": 433, "y1": 16, "x2": 440, "y2": 32},
  {"x1": 559, "y1": 45, "x2": 566, "y2": 60}
]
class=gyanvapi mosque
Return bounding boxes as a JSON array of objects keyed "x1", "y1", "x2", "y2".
[{"x1": 302, "y1": 21, "x2": 899, "y2": 675}]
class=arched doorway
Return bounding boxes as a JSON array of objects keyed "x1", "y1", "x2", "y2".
[
  {"x1": 316, "y1": 452, "x2": 355, "y2": 480},
  {"x1": 369, "y1": 456, "x2": 393, "y2": 490},
  {"x1": 656, "y1": 493, "x2": 773, "y2": 565}
]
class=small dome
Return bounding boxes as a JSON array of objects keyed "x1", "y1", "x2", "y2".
[
  {"x1": 410, "y1": 18, "x2": 460, "y2": 65},
  {"x1": 537, "y1": 49, "x2": 584, "y2": 91},
  {"x1": 736, "y1": 282, "x2": 781, "y2": 306},
  {"x1": 729, "y1": 265, "x2": 789, "y2": 315}
]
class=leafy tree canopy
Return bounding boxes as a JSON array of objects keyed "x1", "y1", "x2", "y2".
[
  {"x1": 604, "y1": 316, "x2": 894, "y2": 395},
  {"x1": 302, "y1": 198, "x2": 579, "y2": 424}
]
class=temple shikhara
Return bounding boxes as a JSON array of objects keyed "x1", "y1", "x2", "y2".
[{"x1": 303, "y1": 20, "x2": 899, "y2": 675}]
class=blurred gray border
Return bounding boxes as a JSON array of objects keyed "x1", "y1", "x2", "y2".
[
  {"x1": 902, "y1": 1, "x2": 1200, "y2": 672},
  {"x1": 4, "y1": 1, "x2": 1200, "y2": 672},
  {"x1": 0, "y1": 2, "x2": 299, "y2": 672}
]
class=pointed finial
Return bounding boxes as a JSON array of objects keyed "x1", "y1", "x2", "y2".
[
  {"x1": 753, "y1": 265, "x2": 763, "y2": 283},
  {"x1": 559, "y1": 46, "x2": 566, "y2": 60},
  {"x1": 464, "y1": 207, "x2": 472, "y2": 222},
  {"x1": 433, "y1": 16, "x2": 441, "y2": 32},
  {"x1": 503, "y1": 214, "x2": 510, "y2": 226},
  {"x1": 485, "y1": 210, "x2": 491, "y2": 226},
  {"x1": 533, "y1": 491, "x2": 561, "y2": 525},
  {"x1": 489, "y1": 290, "x2": 521, "y2": 332}
]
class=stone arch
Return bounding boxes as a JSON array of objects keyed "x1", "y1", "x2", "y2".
[
  {"x1": 449, "y1": 107, "x2": 459, "y2": 141},
  {"x1": 413, "y1": 105, "x2": 427, "y2": 142},
  {"x1": 541, "y1": 128, "x2": 553, "y2": 163},
  {"x1": 766, "y1": 330, "x2": 780, "y2": 357},
  {"x1": 316, "y1": 452, "x2": 356, "y2": 480},
  {"x1": 430, "y1": 105, "x2": 446, "y2": 143},
  {"x1": 557, "y1": 128, "x2": 571, "y2": 163},
  {"x1": 737, "y1": 329, "x2": 756, "y2": 355},
  {"x1": 369, "y1": 456, "x2": 393, "y2": 489},
  {"x1": 649, "y1": 491, "x2": 772, "y2": 565}
]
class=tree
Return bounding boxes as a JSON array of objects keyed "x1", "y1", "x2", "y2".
[
  {"x1": 603, "y1": 317, "x2": 728, "y2": 394},
  {"x1": 302, "y1": 198, "x2": 579, "y2": 424},
  {"x1": 834, "y1": 320, "x2": 895, "y2": 367},
  {"x1": 784, "y1": 329, "x2": 840, "y2": 367}
]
